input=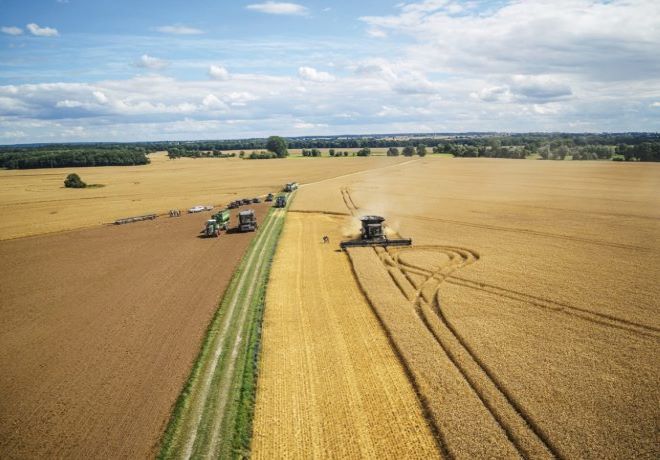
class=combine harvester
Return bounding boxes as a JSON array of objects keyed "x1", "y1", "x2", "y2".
[
  {"x1": 203, "y1": 209, "x2": 231, "y2": 237},
  {"x1": 340, "y1": 215, "x2": 412, "y2": 250}
]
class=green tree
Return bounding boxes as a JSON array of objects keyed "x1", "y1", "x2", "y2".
[
  {"x1": 416, "y1": 144, "x2": 427, "y2": 156},
  {"x1": 387, "y1": 147, "x2": 400, "y2": 156},
  {"x1": 402, "y1": 146, "x2": 415, "y2": 157},
  {"x1": 64, "y1": 173, "x2": 86, "y2": 188},
  {"x1": 356, "y1": 147, "x2": 371, "y2": 157},
  {"x1": 265, "y1": 136, "x2": 288, "y2": 158}
]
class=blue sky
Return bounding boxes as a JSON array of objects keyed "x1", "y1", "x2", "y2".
[{"x1": 1, "y1": 0, "x2": 659, "y2": 143}]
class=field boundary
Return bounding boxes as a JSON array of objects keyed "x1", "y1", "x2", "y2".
[{"x1": 158, "y1": 195, "x2": 290, "y2": 459}]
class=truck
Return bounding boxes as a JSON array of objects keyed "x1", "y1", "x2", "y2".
[
  {"x1": 238, "y1": 209, "x2": 258, "y2": 232},
  {"x1": 284, "y1": 182, "x2": 299, "y2": 192},
  {"x1": 274, "y1": 195, "x2": 287, "y2": 208}
]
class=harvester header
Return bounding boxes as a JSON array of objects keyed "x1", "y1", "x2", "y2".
[{"x1": 340, "y1": 215, "x2": 412, "y2": 250}]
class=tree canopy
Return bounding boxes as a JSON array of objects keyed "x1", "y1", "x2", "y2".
[{"x1": 265, "y1": 136, "x2": 288, "y2": 158}]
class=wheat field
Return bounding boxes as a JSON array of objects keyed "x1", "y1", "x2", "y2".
[
  {"x1": 251, "y1": 212, "x2": 439, "y2": 459},
  {"x1": 290, "y1": 158, "x2": 660, "y2": 459},
  {"x1": 0, "y1": 153, "x2": 409, "y2": 240}
]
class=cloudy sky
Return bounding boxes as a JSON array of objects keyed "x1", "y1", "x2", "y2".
[{"x1": 1, "y1": 0, "x2": 659, "y2": 143}]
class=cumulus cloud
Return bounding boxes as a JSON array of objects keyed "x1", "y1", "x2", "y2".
[
  {"x1": 154, "y1": 25, "x2": 204, "y2": 35},
  {"x1": 208, "y1": 65, "x2": 230, "y2": 81},
  {"x1": 202, "y1": 94, "x2": 229, "y2": 111},
  {"x1": 26, "y1": 23, "x2": 59, "y2": 37},
  {"x1": 93, "y1": 91, "x2": 108, "y2": 104},
  {"x1": 361, "y1": 0, "x2": 660, "y2": 81},
  {"x1": 1, "y1": 26, "x2": 23, "y2": 36},
  {"x1": 293, "y1": 120, "x2": 328, "y2": 129},
  {"x1": 246, "y1": 2, "x2": 308, "y2": 16},
  {"x1": 135, "y1": 54, "x2": 169, "y2": 70},
  {"x1": 298, "y1": 66, "x2": 335, "y2": 82}
]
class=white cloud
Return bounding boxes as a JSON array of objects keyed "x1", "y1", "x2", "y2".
[
  {"x1": 202, "y1": 94, "x2": 229, "y2": 111},
  {"x1": 651, "y1": 102, "x2": 660, "y2": 108},
  {"x1": 135, "y1": 54, "x2": 168, "y2": 70},
  {"x1": 208, "y1": 65, "x2": 230, "y2": 81},
  {"x1": 367, "y1": 28, "x2": 387, "y2": 38},
  {"x1": 26, "y1": 23, "x2": 59, "y2": 37},
  {"x1": 361, "y1": 0, "x2": 660, "y2": 82},
  {"x1": 1, "y1": 26, "x2": 23, "y2": 36},
  {"x1": 56, "y1": 99, "x2": 84, "y2": 108},
  {"x1": 298, "y1": 66, "x2": 335, "y2": 82},
  {"x1": 293, "y1": 121, "x2": 328, "y2": 129},
  {"x1": 246, "y1": 2, "x2": 308, "y2": 16},
  {"x1": 93, "y1": 91, "x2": 108, "y2": 104},
  {"x1": 154, "y1": 25, "x2": 204, "y2": 35}
]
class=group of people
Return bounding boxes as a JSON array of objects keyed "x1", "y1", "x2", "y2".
[{"x1": 169, "y1": 209, "x2": 181, "y2": 217}]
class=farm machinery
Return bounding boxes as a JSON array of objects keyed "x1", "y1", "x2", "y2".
[
  {"x1": 203, "y1": 209, "x2": 230, "y2": 237},
  {"x1": 284, "y1": 182, "x2": 299, "y2": 192},
  {"x1": 340, "y1": 215, "x2": 412, "y2": 250},
  {"x1": 274, "y1": 195, "x2": 287, "y2": 208},
  {"x1": 238, "y1": 209, "x2": 258, "y2": 232}
]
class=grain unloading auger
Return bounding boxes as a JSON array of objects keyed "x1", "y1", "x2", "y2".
[{"x1": 340, "y1": 215, "x2": 412, "y2": 250}]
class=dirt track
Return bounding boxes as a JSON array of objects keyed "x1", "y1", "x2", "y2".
[{"x1": 0, "y1": 203, "x2": 268, "y2": 458}]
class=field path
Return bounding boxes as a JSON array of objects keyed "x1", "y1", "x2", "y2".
[{"x1": 160, "y1": 204, "x2": 286, "y2": 459}]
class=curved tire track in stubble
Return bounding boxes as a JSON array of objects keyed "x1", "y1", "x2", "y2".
[
  {"x1": 341, "y1": 186, "x2": 560, "y2": 459},
  {"x1": 343, "y1": 185, "x2": 659, "y2": 459},
  {"x1": 161, "y1": 206, "x2": 285, "y2": 460}
]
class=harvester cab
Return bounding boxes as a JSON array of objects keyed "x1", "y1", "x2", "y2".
[
  {"x1": 340, "y1": 215, "x2": 412, "y2": 250},
  {"x1": 238, "y1": 209, "x2": 257, "y2": 232}
]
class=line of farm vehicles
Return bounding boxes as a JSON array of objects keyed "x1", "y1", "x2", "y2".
[{"x1": 198, "y1": 182, "x2": 298, "y2": 237}]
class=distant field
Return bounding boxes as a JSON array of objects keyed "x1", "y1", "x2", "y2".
[
  {"x1": 288, "y1": 158, "x2": 660, "y2": 458},
  {"x1": 0, "y1": 152, "x2": 409, "y2": 240}
]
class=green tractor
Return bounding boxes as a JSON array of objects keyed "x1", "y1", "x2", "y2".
[{"x1": 203, "y1": 209, "x2": 230, "y2": 237}]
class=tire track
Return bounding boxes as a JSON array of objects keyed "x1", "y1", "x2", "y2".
[
  {"x1": 445, "y1": 276, "x2": 659, "y2": 338},
  {"x1": 341, "y1": 188, "x2": 557, "y2": 458},
  {"x1": 390, "y1": 213, "x2": 651, "y2": 252}
]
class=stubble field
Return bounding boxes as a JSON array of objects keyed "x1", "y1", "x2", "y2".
[
  {"x1": 287, "y1": 158, "x2": 660, "y2": 458},
  {"x1": 252, "y1": 212, "x2": 439, "y2": 458},
  {"x1": 0, "y1": 152, "x2": 409, "y2": 240}
]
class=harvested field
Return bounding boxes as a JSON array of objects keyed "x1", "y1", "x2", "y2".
[
  {"x1": 0, "y1": 152, "x2": 409, "y2": 240},
  {"x1": 294, "y1": 158, "x2": 660, "y2": 459},
  {"x1": 0, "y1": 204, "x2": 268, "y2": 458},
  {"x1": 252, "y1": 212, "x2": 439, "y2": 458}
]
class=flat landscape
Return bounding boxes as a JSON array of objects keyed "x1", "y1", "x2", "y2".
[
  {"x1": 0, "y1": 152, "x2": 409, "y2": 240},
  {"x1": 0, "y1": 203, "x2": 268, "y2": 458},
  {"x1": 286, "y1": 158, "x2": 660, "y2": 458},
  {"x1": 0, "y1": 156, "x2": 658, "y2": 459}
]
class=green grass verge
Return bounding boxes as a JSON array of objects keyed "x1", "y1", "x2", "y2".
[
  {"x1": 158, "y1": 198, "x2": 290, "y2": 459},
  {"x1": 228, "y1": 209, "x2": 286, "y2": 458}
]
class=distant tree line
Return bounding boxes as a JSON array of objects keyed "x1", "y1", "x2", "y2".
[
  {"x1": 167, "y1": 148, "x2": 236, "y2": 159},
  {"x1": 3, "y1": 133, "x2": 659, "y2": 167},
  {"x1": 0, "y1": 146, "x2": 151, "y2": 169}
]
